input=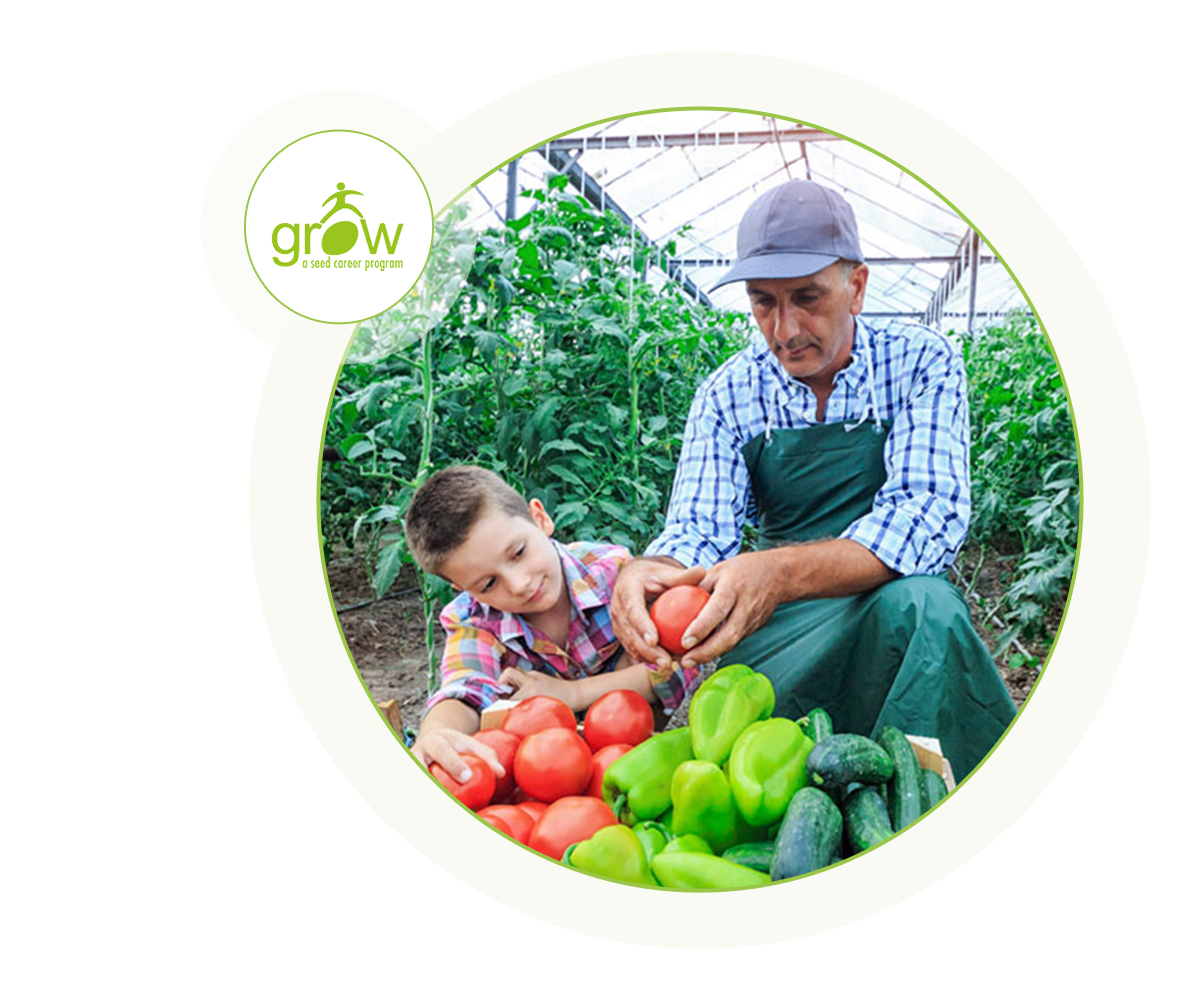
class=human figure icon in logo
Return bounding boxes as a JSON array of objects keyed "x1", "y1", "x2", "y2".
[{"x1": 320, "y1": 182, "x2": 364, "y2": 225}]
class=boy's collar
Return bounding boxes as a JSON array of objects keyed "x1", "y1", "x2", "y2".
[{"x1": 553, "y1": 539, "x2": 610, "y2": 611}]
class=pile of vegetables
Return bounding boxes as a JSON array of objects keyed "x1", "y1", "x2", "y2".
[{"x1": 433, "y1": 665, "x2": 950, "y2": 890}]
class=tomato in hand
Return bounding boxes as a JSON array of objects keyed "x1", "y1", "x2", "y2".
[
  {"x1": 360, "y1": 821, "x2": 432, "y2": 883},
  {"x1": 585, "y1": 743, "x2": 633, "y2": 798},
  {"x1": 583, "y1": 690, "x2": 654, "y2": 751},
  {"x1": 427, "y1": 864, "x2": 472, "y2": 893},
  {"x1": 430, "y1": 753, "x2": 495, "y2": 810},
  {"x1": 649, "y1": 585, "x2": 711, "y2": 657},
  {"x1": 472, "y1": 728, "x2": 521, "y2": 802},
  {"x1": 528, "y1": 796, "x2": 618, "y2": 860},
  {"x1": 502, "y1": 695, "x2": 576, "y2": 740},
  {"x1": 514, "y1": 728, "x2": 592, "y2": 802},
  {"x1": 477, "y1": 804, "x2": 535, "y2": 844}
]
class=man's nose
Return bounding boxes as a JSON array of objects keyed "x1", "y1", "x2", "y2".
[{"x1": 773, "y1": 301, "x2": 804, "y2": 341}]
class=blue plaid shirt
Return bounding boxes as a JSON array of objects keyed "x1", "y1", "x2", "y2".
[{"x1": 645, "y1": 317, "x2": 970, "y2": 576}]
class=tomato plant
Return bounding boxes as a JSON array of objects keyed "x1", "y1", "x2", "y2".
[
  {"x1": 362, "y1": 821, "x2": 429, "y2": 883},
  {"x1": 514, "y1": 727, "x2": 592, "y2": 802},
  {"x1": 503, "y1": 696, "x2": 576, "y2": 740},
  {"x1": 585, "y1": 743, "x2": 632, "y2": 798},
  {"x1": 583, "y1": 690, "x2": 653, "y2": 751},
  {"x1": 527, "y1": 796, "x2": 618, "y2": 860},
  {"x1": 430, "y1": 753, "x2": 494, "y2": 810},
  {"x1": 650, "y1": 585, "x2": 711, "y2": 656},
  {"x1": 472, "y1": 728, "x2": 521, "y2": 802}
]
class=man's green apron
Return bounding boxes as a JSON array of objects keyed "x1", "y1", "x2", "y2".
[{"x1": 720, "y1": 419, "x2": 1016, "y2": 781}]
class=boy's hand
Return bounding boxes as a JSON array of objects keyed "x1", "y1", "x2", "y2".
[
  {"x1": 411, "y1": 728, "x2": 505, "y2": 784},
  {"x1": 497, "y1": 668, "x2": 580, "y2": 713}
]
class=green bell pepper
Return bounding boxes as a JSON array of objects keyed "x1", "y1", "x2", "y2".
[
  {"x1": 728, "y1": 717, "x2": 815, "y2": 827},
  {"x1": 670, "y1": 760, "x2": 762, "y2": 855},
  {"x1": 601, "y1": 727, "x2": 693, "y2": 824},
  {"x1": 630, "y1": 820, "x2": 671, "y2": 864},
  {"x1": 690, "y1": 664, "x2": 776, "y2": 765},
  {"x1": 660, "y1": 833, "x2": 713, "y2": 855},
  {"x1": 651, "y1": 851, "x2": 772, "y2": 889},
  {"x1": 564, "y1": 824, "x2": 658, "y2": 886}
]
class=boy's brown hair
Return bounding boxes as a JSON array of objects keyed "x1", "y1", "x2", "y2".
[{"x1": 404, "y1": 465, "x2": 532, "y2": 574}]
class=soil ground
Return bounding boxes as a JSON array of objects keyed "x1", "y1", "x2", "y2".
[{"x1": 329, "y1": 539, "x2": 1054, "y2": 736}]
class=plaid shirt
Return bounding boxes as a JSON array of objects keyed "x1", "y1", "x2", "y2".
[
  {"x1": 425, "y1": 539, "x2": 699, "y2": 717},
  {"x1": 646, "y1": 318, "x2": 971, "y2": 576}
]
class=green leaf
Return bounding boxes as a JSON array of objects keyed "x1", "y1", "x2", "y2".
[
  {"x1": 373, "y1": 541, "x2": 405, "y2": 597},
  {"x1": 547, "y1": 463, "x2": 587, "y2": 489},
  {"x1": 347, "y1": 440, "x2": 375, "y2": 460}
]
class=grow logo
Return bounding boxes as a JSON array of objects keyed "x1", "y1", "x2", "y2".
[
  {"x1": 270, "y1": 182, "x2": 405, "y2": 268},
  {"x1": 245, "y1": 130, "x2": 433, "y2": 325}
]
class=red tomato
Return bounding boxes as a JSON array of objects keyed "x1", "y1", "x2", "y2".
[
  {"x1": 477, "y1": 805, "x2": 535, "y2": 844},
  {"x1": 477, "y1": 812, "x2": 513, "y2": 837},
  {"x1": 514, "y1": 799, "x2": 548, "y2": 824},
  {"x1": 528, "y1": 796, "x2": 618, "y2": 860},
  {"x1": 362, "y1": 821, "x2": 429, "y2": 883},
  {"x1": 514, "y1": 728, "x2": 592, "y2": 802},
  {"x1": 502, "y1": 695, "x2": 576, "y2": 739},
  {"x1": 427, "y1": 864, "x2": 472, "y2": 893},
  {"x1": 472, "y1": 729, "x2": 521, "y2": 802},
  {"x1": 585, "y1": 743, "x2": 633, "y2": 798},
  {"x1": 649, "y1": 585, "x2": 711, "y2": 657},
  {"x1": 583, "y1": 690, "x2": 654, "y2": 751},
  {"x1": 430, "y1": 753, "x2": 495, "y2": 810}
]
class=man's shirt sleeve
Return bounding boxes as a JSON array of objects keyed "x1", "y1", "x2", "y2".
[
  {"x1": 644, "y1": 377, "x2": 751, "y2": 568},
  {"x1": 841, "y1": 338, "x2": 971, "y2": 575}
]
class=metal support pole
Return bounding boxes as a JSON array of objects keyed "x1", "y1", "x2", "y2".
[
  {"x1": 1046, "y1": 108, "x2": 1065, "y2": 223},
  {"x1": 967, "y1": 231, "x2": 980, "y2": 335},
  {"x1": 505, "y1": 158, "x2": 520, "y2": 222}
]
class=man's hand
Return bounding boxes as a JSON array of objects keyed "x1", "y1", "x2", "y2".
[
  {"x1": 410, "y1": 727, "x2": 505, "y2": 784},
  {"x1": 497, "y1": 668, "x2": 579, "y2": 712},
  {"x1": 677, "y1": 550, "x2": 790, "y2": 669},
  {"x1": 610, "y1": 557, "x2": 706, "y2": 670}
]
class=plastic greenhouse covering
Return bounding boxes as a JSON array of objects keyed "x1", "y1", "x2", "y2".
[{"x1": 459, "y1": 111, "x2": 1028, "y2": 334}]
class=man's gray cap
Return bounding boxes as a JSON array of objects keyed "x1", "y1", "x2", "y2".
[{"x1": 711, "y1": 180, "x2": 864, "y2": 291}]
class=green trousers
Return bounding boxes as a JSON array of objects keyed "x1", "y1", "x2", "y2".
[{"x1": 721, "y1": 574, "x2": 1016, "y2": 781}]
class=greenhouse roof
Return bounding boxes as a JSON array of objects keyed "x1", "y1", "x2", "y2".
[{"x1": 462, "y1": 111, "x2": 1028, "y2": 334}]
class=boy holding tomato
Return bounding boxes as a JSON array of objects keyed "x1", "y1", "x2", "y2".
[{"x1": 404, "y1": 466, "x2": 700, "y2": 783}]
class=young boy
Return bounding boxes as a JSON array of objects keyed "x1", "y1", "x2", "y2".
[{"x1": 405, "y1": 465, "x2": 697, "y2": 784}]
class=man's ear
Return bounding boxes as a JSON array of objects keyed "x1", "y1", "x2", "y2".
[
  {"x1": 847, "y1": 263, "x2": 869, "y2": 316},
  {"x1": 529, "y1": 498, "x2": 555, "y2": 538}
]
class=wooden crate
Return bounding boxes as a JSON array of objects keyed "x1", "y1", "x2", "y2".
[{"x1": 902, "y1": 734, "x2": 988, "y2": 888}]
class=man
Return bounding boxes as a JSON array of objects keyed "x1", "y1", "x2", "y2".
[{"x1": 610, "y1": 179, "x2": 1016, "y2": 780}]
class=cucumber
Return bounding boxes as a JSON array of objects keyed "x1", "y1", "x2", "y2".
[
  {"x1": 770, "y1": 788, "x2": 842, "y2": 881},
  {"x1": 920, "y1": 768, "x2": 948, "y2": 812},
  {"x1": 877, "y1": 726, "x2": 922, "y2": 830},
  {"x1": 721, "y1": 841, "x2": 775, "y2": 873},
  {"x1": 800, "y1": 707, "x2": 834, "y2": 744},
  {"x1": 843, "y1": 786, "x2": 893, "y2": 853},
  {"x1": 806, "y1": 734, "x2": 894, "y2": 788},
  {"x1": 926, "y1": 878, "x2": 984, "y2": 893}
]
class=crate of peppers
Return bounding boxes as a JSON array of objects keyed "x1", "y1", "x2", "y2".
[{"x1": 433, "y1": 664, "x2": 954, "y2": 890}]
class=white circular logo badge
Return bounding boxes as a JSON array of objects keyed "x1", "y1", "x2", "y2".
[{"x1": 244, "y1": 130, "x2": 434, "y2": 324}]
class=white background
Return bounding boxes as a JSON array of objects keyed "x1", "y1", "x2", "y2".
[{"x1": 4, "y1": 3, "x2": 1194, "y2": 996}]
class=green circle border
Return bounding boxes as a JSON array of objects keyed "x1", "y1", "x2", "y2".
[
  {"x1": 243, "y1": 128, "x2": 435, "y2": 326},
  {"x1": 317, "y1": 105, "x2": 1083, "y2": 891}
]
